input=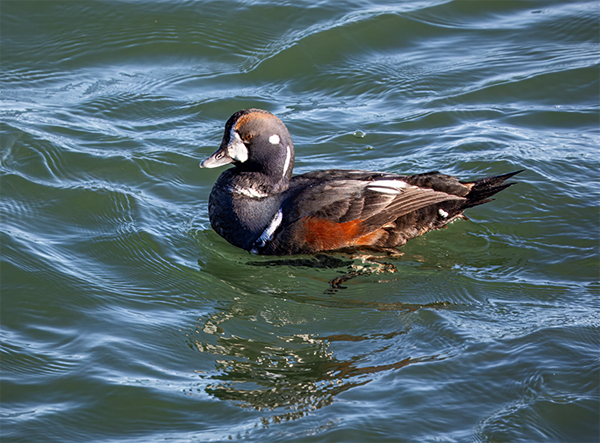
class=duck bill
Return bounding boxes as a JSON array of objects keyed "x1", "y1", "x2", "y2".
[
  {"x1": 200, "y1": 131, "x2": 249, "y2": 169},
  {"x1": 200, "y1": 146, "x2": 234, "y2": 168}
]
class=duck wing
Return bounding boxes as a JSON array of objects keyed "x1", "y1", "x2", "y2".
[
  {"x1": 257, "y1": 171, "x2": 463, "y2": 254},
  {"x1": 255, "y1": 169, "x2": 521, "y2": 255}
]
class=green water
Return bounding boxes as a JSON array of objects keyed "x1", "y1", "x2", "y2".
[{"x1": 1, "y1": 1, "x2": 599, "y2": 442}]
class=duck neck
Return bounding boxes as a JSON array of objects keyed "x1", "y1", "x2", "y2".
[{"x1": 221, "y1": 169, "x2": 290, "y2": 199}]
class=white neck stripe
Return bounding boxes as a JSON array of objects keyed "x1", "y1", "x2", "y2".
[
  {"x1": 282, "y1": 145, "x2": 291, "y2": 178},
  {"x1": 228, "y1": 185, "x2": 269, "y2": 198}
]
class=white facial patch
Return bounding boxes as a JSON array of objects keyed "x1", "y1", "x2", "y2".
[
  {"x1": 269, "y1": 134, "x2": 280, "y2": 145},
  {"x1": 227, "y1": 129, "x2": 248, "y2": 163},
  {"x1": 282, "y1": 144, "x2": 292, "y2": 178},
  {"x1": 367, "y1": 180, "x2": 412, "y2": 195},
  {"x1": 251, "y1": 209, "x2": 283, "y2": 252},
  {"x1": 438, "y1": 208, "x2": 449, "y2": 218}
]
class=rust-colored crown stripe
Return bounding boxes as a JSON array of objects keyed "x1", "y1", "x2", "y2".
[{"x1": 234, "y1": 111, "x2": 278, "y2": 131}]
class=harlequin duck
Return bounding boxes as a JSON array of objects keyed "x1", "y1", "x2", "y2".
[{"x1": 200, "y1": 109, "x2": 520, "y2": 255}]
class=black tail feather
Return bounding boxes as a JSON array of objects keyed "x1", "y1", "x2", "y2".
[{"x1": 463, "y1": 169, "x2": 523, "y2": 209}]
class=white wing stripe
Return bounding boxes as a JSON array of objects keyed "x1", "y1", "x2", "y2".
[{"x1": 367, "y1": 180, "x2": 413, "y2": 194}]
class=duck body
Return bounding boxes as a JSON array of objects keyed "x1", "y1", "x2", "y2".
[{"x1": 201, "y1": 109, "x2": 520, "y2": 256}]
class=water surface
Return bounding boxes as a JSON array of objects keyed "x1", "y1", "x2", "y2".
[{"x1": 1, "y1": 1, "x2": 599, "y2": 442}]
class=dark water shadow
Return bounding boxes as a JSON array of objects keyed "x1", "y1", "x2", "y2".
[{"x1": 246, "y1": 250, "x2": 403, "y2": 294}]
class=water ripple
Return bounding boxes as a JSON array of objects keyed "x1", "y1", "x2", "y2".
[{"x1": 2, "y1": 0, "x2": 598, "y2": 441}]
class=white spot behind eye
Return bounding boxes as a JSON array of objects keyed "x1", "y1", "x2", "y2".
[
  {"x1": 269, "y1": 134, "x2": 280, "y2": 145},
  {"x1": 438, "y1": 208, "x2": 449, "y2": 218}
]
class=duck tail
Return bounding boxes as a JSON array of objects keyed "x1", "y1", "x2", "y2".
[{"x1": 462, "y1": 169, "x2": 523, "y2": 208}]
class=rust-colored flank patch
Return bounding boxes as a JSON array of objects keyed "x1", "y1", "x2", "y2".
[{"x1": 302, "y1": 217, "x2": 384, "y2": 250}]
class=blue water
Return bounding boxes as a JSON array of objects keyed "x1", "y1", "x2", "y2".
[{"x1": 1, "y1": 1, "x2": 599, "y2": 442}]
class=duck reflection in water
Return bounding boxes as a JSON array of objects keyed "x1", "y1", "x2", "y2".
[{"x1": 188, "y1": 298, "x2": 448, "y2": 426}]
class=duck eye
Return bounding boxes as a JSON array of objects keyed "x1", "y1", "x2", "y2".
[{"x1": 244, "y1": 134, "x2": 253, "y2": 141}]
